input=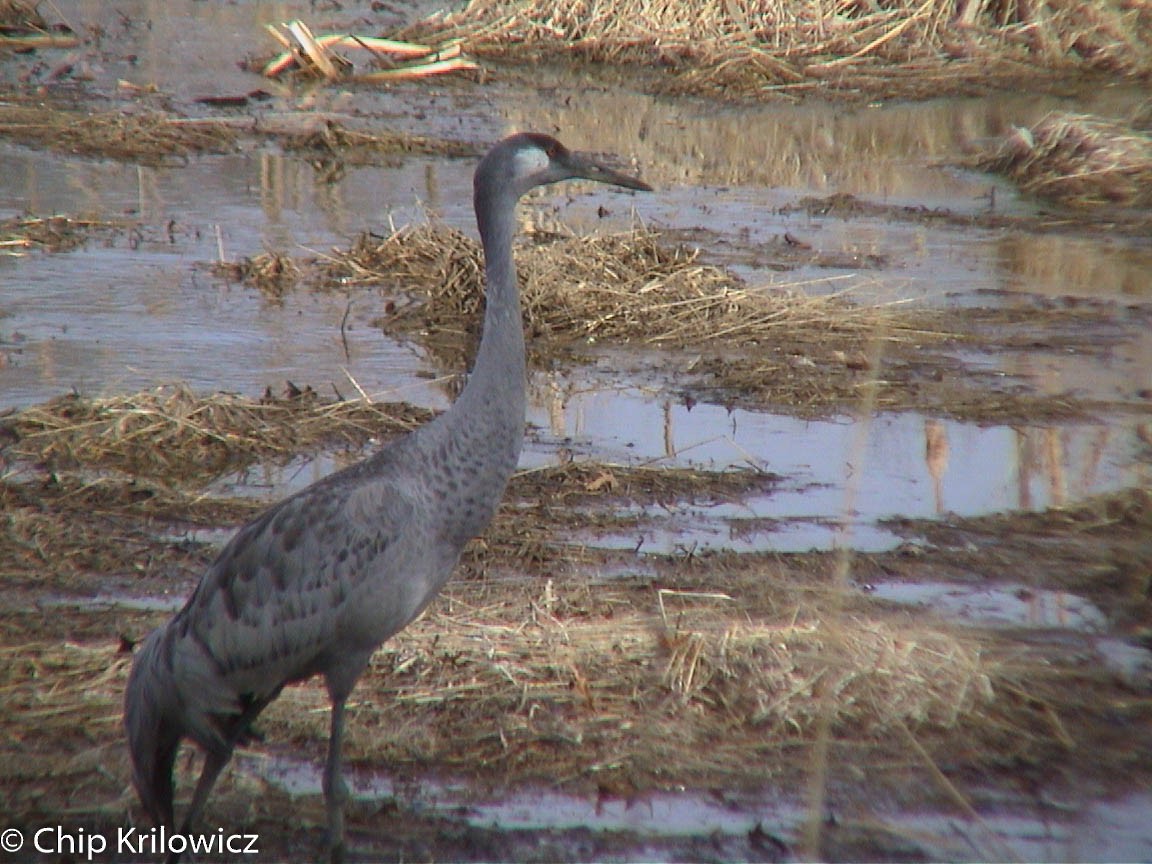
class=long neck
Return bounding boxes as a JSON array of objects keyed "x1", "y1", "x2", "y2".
[
  {"x1": 429, "y1": 184, "x2": 527, "y2": 492},
  {"x1": 456, "y1": 186, "x2": 527, "y2": 431}
]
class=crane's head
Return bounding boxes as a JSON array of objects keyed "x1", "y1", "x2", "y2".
[{"x1": 477, "y1": 132, "x2": 652, "y2": 202}]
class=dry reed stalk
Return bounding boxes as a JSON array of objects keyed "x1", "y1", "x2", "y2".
[
  {"x1": 397, "y1": 0, "x2": 1152, "y2": 96},
  {"x1": 331, "y1": 222, "x2": 928, "y2": 349},
  {"x1": 262, "y1": 19, "x2": 478, "y2": 82},
  {"x1": 283, "y1": 19, "x2": 345, "y2": 79},
  {"x1": 0, "y1": 0, "x2": 77, "y2": 48},
  {"x1": 0, "y1": 383, "x2": 432, "y2": 485},
  {"x1": 263, "y1": 581, "x2": 1005, "y2": 786},
  {"x1": 971, "y1": 111, "x2": 1152, "y2": 208},
  {"x1": 0, "y1": 105, "x2": 238, "y2": 164}
]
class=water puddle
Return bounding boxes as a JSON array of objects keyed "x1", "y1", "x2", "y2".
[
  {"x1": 201, "y1": 380, "x2": 1148, "y2": 553},
  {"x1": 4, "y1": 2, "x2": 1151, "y2": 859},
  {"x1": 239, "y1": 751, "x2": 1152, "y2": 861},
  {"x1": 867, "y1": 580, "x2": 1109, "y2": 631},
  {"x1": 251, "y1": 752, "x2": 794, "y2": 837}
]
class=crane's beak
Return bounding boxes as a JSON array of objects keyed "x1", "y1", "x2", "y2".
[{"x1": 566, "y1": 151, "x2": 653, "y2": 193}]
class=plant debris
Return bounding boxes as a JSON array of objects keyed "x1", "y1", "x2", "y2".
[
  {"x1": 0, "y1": 104, "x2": 238, "y2": 165},
  {"x1": 966, "y1": 111, "x2": 1152, "y2": 209},
  {"x1": 331, "y1": 222, "x2": 937, "y2": 348},
  {"x1": 203, "y1": 219, "x2": 1139, "y2": 421},
  {"x1": 212, "y1": 252, "x2": 303, "y2": 298},
  {"x1": 261, "y1": 19, "x2": 479, "y2": 83},
  {"x1": 0, "y1": 215, "x2": 127, "y2": 255},
  {"x1": 396, "y1": 0, "x2": 1152, "y2": 98},
  {"x1": 0, "y1": 0, "x2": 77, "y2": 50},
  {"x1": 1, "y1": 371, "x2": 1150, "y2": 857},
  {"x1": 277, "y1": 119, "x2": 476, "y2": 172},
  {"x1": 0, "y1": 383, "x2": 434, "y2": 486},
  {"x1": 3, "y1": 520, "x2": 1149, "y2": 844}
]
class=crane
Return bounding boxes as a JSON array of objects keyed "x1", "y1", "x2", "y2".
[{"x1": 124, "y1": 131, "x2": 652, "y2": 864}]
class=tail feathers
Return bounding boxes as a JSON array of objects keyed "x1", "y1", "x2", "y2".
[
  {"x1": 124, "y1": 627, "x2": 184, "y2": 827},
  {"x1": 125, "y1": 623, "x2": 246, "y2": 827}
]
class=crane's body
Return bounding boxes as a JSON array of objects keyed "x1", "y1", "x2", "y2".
[{"x1": 124, "y1": 132, "x2": 650, "y2": 864}]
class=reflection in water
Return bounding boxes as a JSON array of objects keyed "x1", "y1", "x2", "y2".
[
  {"x1": 924, "y1": 418, "x2": 949, "y2": 514},
  {"x1": 995, "y1": 232, "x2": 1152, "y2": 298},
  {"x1": 1012, "y1": 424, "x2": 1119, "y2": 512},
  {"x1": 1, "y1": 10, "x2": 1148, "y2": 555},
  {"x1": 869, "y1": 580, "x2": 1109, "y2": 631},
  {"x1": 238, "y1": 749, "x2": 1152, "y2": 862},
  {"x1": 521, "y1": 377, "x2": 1144, "y2": 551},
  {"x1": 504, "y1": 86, "x2": 1147, "y2": 198}
]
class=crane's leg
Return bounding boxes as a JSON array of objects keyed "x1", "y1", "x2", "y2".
[
  {"x1": 165, "y1": 749, "x2": 229, "y2": 864},
  {"x1": 323, "y1": 697, "x2": 350, "y2": 864}
]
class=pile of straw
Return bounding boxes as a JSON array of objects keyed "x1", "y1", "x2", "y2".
[
  {"x1": 255, "y1": 578, "x2": 1003, "y2": 788},
  {"x1": 397, "y1": 0, "x2": 1152, "y2": 97},
  {"x1": 0, "y1": 0, "x2": 78, "y2": 49},
  {"x1": 0, "y1": 105, "x2": 238, "y2": 165},
  {"x1": 970, "y1": 111, "x2": 1152, "y2": 208},
  {"x1": 0, "y1": 215, "x2": 124, "y2": 255},
  {"x1": 1, "y1": 384, "x2": 432, "y2": 485},
  {"x1": 330, "y1": 223, "x2": 924, "y2": 348}
]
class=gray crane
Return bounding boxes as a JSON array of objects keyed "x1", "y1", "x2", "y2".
[{"x1": 123, "y1": 132, "x2": 651, "y2": 864}]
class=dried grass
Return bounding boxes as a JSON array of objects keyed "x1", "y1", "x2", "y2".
[
  {"x1": 0, "y1": 577, "x2": 1003, "y2": 803},
  {"x1": 0, "y1": 413, "x2": 776, "y2": 583},
  {"x1": 969, "y1": 111, "x2": 1152, "y2": 208},
  {"x1": 310, "y1": 220, "x2": 1105, "y2": 421},
  {"x1": 0, "y1": 384, "x2": 433, "y2": 486},
  {"x1": 213, "y1": 252, "x2": 303, "y2": 298},
  {"x1": 312, "y1": 582, "x2": 1004, "y2": 786},
  {"x1": 0, "y1": 640, "x2": 129, "y2": 743},
  {"x1": 0, "y1": 215, "x2": 126, "y2": 255},
  {"x1": 329, "y1": 222, "x2": 933, "y2": 349},
  {"x1": 0, "y1": 0, "x2": 77, "y2": 49},
  {"x1": 5, "y1": 568, "x2": 1109, "y2": 815},
  {"x1": 0, "y1": 638, "x2": 132, "y2": 819},
  {"x1": 2, "y1": 403, "x2": 1148, "y2": 833},
  {"x1": 0, "y1": 105, "x2": 237, "y2": 165},
  {"x1": 0, "y1": 95, "x2": 472, "y2": 169},
  {"x1": 398, "y1": 0, "x2": 1152, "y2": 97}
]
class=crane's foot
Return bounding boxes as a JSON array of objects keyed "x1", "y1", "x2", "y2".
[{"x1": 328, "y1": 839, "x2": 346, "y2": 864}]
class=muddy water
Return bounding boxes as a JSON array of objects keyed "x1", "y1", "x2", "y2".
[
  {"x1": 3, "y1": 1, "x2": 1152, "y2": 860},
  {"x1": 241, "y1": 751, "x2": 1152, "y2": 862},
  {"x1": 4, "y1": 126, "x2": 1147, "y2": 553}
]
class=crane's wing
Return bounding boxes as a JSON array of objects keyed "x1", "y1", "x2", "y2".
[{"x1": 167, "y1": 450, "x2": 440, "y2": 725}]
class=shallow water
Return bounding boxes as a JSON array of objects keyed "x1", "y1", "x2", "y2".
[
  {"x1": 242, "y1": 751, "x2": 1152, "y2": 862},
  {"x1": 201, "y1": 384, "x2": 1147, "y2": 553},
  {"x1": 4, "y1": 135, "x2": 1148, "y2": 553},
  {"x1": 3, "y1": 3, "x2": 1152, "y2": 860}
]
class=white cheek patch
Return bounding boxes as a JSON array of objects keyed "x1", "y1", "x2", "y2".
[{"x1": 513, "y1": 146, "x2": 550, "y2": 178}]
